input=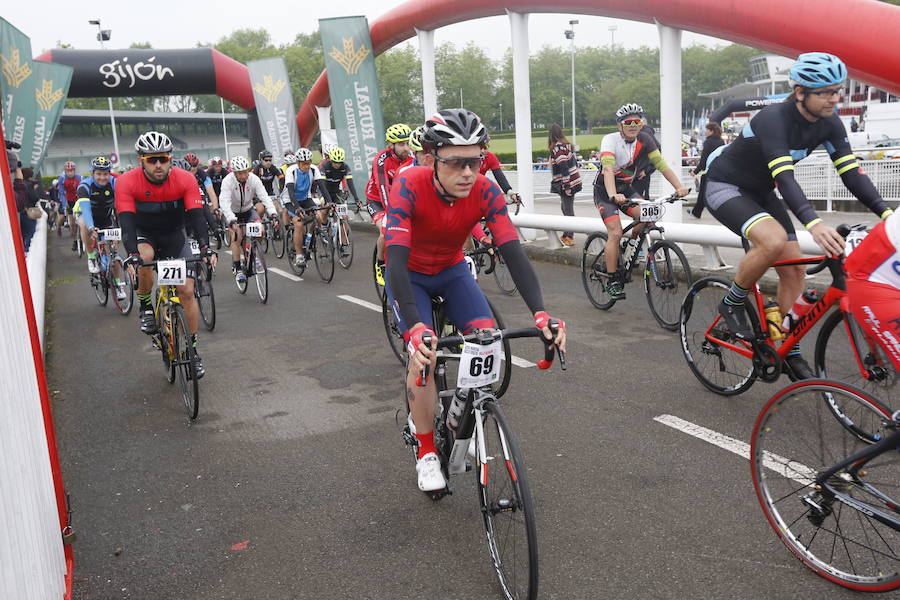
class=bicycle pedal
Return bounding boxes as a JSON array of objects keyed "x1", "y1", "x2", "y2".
[{"x1": 424, "y1": 486, "x2": 452, "y2": 501}]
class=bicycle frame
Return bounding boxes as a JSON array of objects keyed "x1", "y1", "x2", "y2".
[{"x1": 154, "y1": 284, "x2": 181, "y2": 361}]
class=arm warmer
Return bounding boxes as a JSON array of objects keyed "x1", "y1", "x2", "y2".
[
  {"x1": 837, "y1": 163, "x2": 890, "y2": 218},
  {"x1": 119, "y1": 211, "x2": 138, "y2": 255},
  {"x1": 491, "y1": 168, "x2": 512, "y2": 193},
  {"x1": 385, "y1": 245, "x2": 422, "y2": 329},
  {"x1": 497, "y1": 240, "x2": 545, "y2": 314},
  {"x1": 316, "y1": 180, "x2": 333, "y2": 204},
  {"x1": 186, "y1": 208, "x2": 210, "y2": 249},
  {"x1": 346, "y1": 178, "x2": 360, "y2": 202}
]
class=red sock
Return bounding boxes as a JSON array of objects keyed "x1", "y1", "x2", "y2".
[{"x1": 415, "y1": 430, "x2": 437, "y2": 459}]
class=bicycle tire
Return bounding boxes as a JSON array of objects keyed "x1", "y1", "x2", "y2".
[
  {"x1": 814, "y1": 309, "x2": 897, "y2": 407},
  {"x1": 111, "y1": 256, "x2": 134, "y2": 315},
  {"x1": 235, "y1": 251, "x2": 249, "y2": 294},
  {"x1": 492, "y1": 252, "x2": 518, "y2": 296},
  {"x1": 77, "y1": 237, "x2": 84, "y2": 258},
  {"x1": 644, "y1": 240, "x2": 692, "y2": 331},
  {"x1": 581, "y1": 232, "x2": 616, "y2": 310},
  {"x1": 680, "y1": 277, "x2": 758, "y2": 395},
  {"x1": 253, "y1": 241, "x2": 268, "y2": 304},
  {"x1": 476, "y1": 401, "x2": 539, "y2": 600},
  {"x1": 337, "y1": 221, "x2": 353, "y2": 269},
  {"x1": 92, "y1": 270, "x2": 109, "y2": 306},
  {"x1": 382, "y1": 295, "x2": 407, "y2": 364},
  {"x1": 195, "y1": 266, "x2": 216, "y2": 331},
  {"x1": 273, "y1": 221, "x2": 286, "y2": 259},
  {"x1": 171, "y1": 304, "x2": 200, "y2": 420},
  {"x1": 314, "y1": 225, "x2": 335, "y2": 283},
  {"x1": 751, "y1": 379, "x2": 900, "y2": 592}
]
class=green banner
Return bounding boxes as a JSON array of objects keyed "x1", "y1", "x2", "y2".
[
  {"x1": 0, "y1": 17, "x2": 72, "y2": 172},
  {"x1": 319, "y1": 16, "x2": 385, "y2": 189}
]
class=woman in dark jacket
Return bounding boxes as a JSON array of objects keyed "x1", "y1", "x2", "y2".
[
  {"x1": 548, "y1": 124, "x2": 582, "y2": 246},
  {"x1": 689, "y1": 122, "x2": 725, "y2": 218}
]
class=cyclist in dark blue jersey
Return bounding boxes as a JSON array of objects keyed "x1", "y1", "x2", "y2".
[{"x1": 704, "y1": 52, "x2": 893, "y2": 378}]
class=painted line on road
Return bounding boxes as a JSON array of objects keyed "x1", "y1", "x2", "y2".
[
  {"x1": 338, "y1": 294, "x2": 382, "y2": 312},
  {"x1": 338, "y1": 294, "x2": 536, "y2": 368},
  {"x1": 269, "y1": 267, "x2": 303, "y2": 282},
  {"x1": 653, "y1": 414, "x2": 814, "y2": 485}
]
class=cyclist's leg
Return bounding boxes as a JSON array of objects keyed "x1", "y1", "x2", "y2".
[
  {"x1": 163, "y1": 230, "x2": 199, "y2": 335},
  {"x1": 593, "y1": 183, "x2": 625, "y2": 273},
  {"x1": 440, "y1": 261, "x2": 498, "y2": 333},
  {"x1": 254, "y1": 201, "x2": 266, "y2": 220},
  {"x1": 765, "y1": 195, "x2": 805, "y2": 314},
  {"x1": 135, "y1": 231, "x2": 158, "y2": 332}
]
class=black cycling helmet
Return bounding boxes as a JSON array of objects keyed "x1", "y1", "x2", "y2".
[
  {"x1": 258, "y1": 150, "x2": 273, "y2": 160},
  {"x1": 90, "y1": 155, "x2": 113, "y2": 172},
  {"x1": 422, "y1": 108, "x2": 489, "y2": 151}
]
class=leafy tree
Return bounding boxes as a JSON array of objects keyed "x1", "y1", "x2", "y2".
[
  {"x1": 435, "y1": 42, "x2": 499, "y2": 127},
  {"x1": 376, "y1": 46, "x2": 423, "y2": 126}
]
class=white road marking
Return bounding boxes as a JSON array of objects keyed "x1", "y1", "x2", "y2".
[
  {"x1": 269, "y1": 267, "x2": 303, "y2": 282},
  {"x1": 338, "y1": 294, "x2": 536, "y2": 368},
  {"x1": 653, "y1": 414, "x2": 815, "y2": 485},
  {"x1": 338, "y1": 294, "x2": 381, "y2": 312}
]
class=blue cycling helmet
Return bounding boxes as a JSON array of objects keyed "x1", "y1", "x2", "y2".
[{"x1": 789, "y1": 52, "x2": 847, "y2": 88}]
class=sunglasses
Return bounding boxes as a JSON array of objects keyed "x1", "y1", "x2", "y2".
[
  {"x1": 142, "y1": 154, "x2": 171, "y2": 165},
  {"x1": 435, "y1": 155, "x2": 484, "y2": 171},
  {"x1": 298, "y1": 161, "x2": 312, "y2": 166},
  {"x1": 262, "y1": 158, "x2": 272, "y2": 162},
  {"x1": 622, "y1": 119, "x2": 643, "y2": 126},
  {"x1": 807, "y1": 88, "x2": 843, "y2": 99}
]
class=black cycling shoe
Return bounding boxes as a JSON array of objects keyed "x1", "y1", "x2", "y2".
[
  {"x1": 718, "y1": 299, "x2": 753, "y2": 339},
  {"x1": 193, "y1": 352, "x2": 205, "y2": 379},
  {"x1": 139, "y1": 307, "x2": 158, "y2": 335},
  {"x1": 785, "y1": 354, "x2": 815, "y2": 380},
  {"x1": 607, "y1": 276, "x2": 626, "y2": 300}
]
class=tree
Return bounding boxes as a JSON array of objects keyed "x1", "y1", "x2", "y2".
[
  {"x1": 376, "y1": 46, "x2": 423, "y2": 126},
  {"x1": 435, "y1": 42, "x2": 498, "y2": 128}
]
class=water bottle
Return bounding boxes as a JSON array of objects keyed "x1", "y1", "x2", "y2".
[
  {"x1": 303, "y1": 232, "x2": 312, "y2": 249},
  {"x1": 447, "y1": 388, "x2": 467, "y2": 430},
  {"x1": 100, "y1": 253, "x2": 109, "y2": 271},
  {"x1": 782, "y1": 289, "x2": 819, "y2": 332},
  {"x1": 763, "y1": 299, "x2": 785, "y2": 341},
  {"x1": 622, "y1": 238, "x2": 639, "y2": 264}
]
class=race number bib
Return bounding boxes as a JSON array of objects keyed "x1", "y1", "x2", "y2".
[
  {"x1": 335, "y1": 203, "x2": 348, "y2": 217},
  {"x1": 99, "y1": 228, "x2": 121, "y2": 240},
  {"x1": 189, "y1": 240, "x2": 201, "y2": 255},
  {"x1": 158, "y1": 259, "x2": 187, "y2": 286},
  {"x1": 457, "y1": 340, "x2": 502, "y2": 388},
  {"x1": 464, "y1": 255, "x2": 478, "y2": 281},
  {"x1": 844, "y1": 228, "x2": 869, "y2": 257},
  {"x1": 246, "y1": 222, "x2": 263, "y2": 238},
  {"x1": 639, "y1": 202, "x2": 663, "y2": 223}
]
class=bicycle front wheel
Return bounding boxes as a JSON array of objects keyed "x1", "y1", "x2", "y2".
[
  {"x1": 644, "y1": 240, "x2": 691, "y2": 331},
  {"x1": 195, "y1": 266, "x2": 216, "y2": 331},
  {"x1": 581, "y1": 232, "x2": 616, "y2": 310},
  {"x1": 253, "y1": 242, "x2": 268, "y2": 304},
  {"x1": 486, "y1": 298, "x2": 513, "y2": 399},
  {"x1": 272, "y1": 221, "x2": 286, "y2": 259},
  {"x1": 476, "y1": 401, "x2": 538, "y2": 600},
  {"x1": 111, "y1": 257, "x2": 134, "y2": 315},
  {"x1": 751, "y1": 379, "x2": 900, "y2": 592},
  {"x1": 680, "y1": 277, "x2": 758, "y2": 395},
  {"x1": 815, "y1": 309, "x2": 897, "y2": 406},
  {"x1": 337, "y1": 221, "x2": 353, "y2": 269},
  {"x1": 171, "y1": 304, "x2": 200, "y2": 420},
  {"x1": 493, "y1": 253, "x2": 518, "y2": 296},
  {"x1": 92, "y1": 271, "x2": 109, "y2": 306},
  {"x1": 314, "y1": 227, "x2": 335, "y2": 282},
  {"x1": 382, "y1": 295, "x2": 406, "y2": 364}
]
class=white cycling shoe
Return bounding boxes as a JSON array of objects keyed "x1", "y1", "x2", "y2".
[
  {"x1": 416, "y1": 453, "x2": 446, "y2": 492},
  {"x1": 87, "y1": 257, "x2": 100, "y2": 274}
]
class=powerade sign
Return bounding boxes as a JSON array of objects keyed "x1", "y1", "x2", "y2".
[
  {"x1": 319, "y1": 16, "x2": 384, "y2": 187},
  {"x1": 44, "y1": 48, "x2": 216, "y2": 97}
]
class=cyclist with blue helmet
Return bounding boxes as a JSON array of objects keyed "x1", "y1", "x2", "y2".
[{"x1": 703, "y1": 52, "x2": 893, "y2": 379}]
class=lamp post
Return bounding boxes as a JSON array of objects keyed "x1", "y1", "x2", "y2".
[
  {"x1": 88, "y1": 19, "x2": 120, "y2": 166},
  {"x1": 499, "y1": 102, "x2": 503, "y2": 132},
  {"x1": 561, "y1": 98, "x2": 565, "y2": 129},
  {"x1": 608, "y1": 25, "x2": 617, "y2": 49},
  {"x1": 564, "y1": 20, "x2": 578, "y2": 149}
]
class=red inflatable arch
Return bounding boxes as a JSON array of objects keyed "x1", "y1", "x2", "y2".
[{"x1": 298, "y1": 0, "x2": 900, "y2": 145}]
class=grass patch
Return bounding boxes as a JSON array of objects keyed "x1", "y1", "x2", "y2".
[{"x1": 48, "y1": 276, "x2": 80, "y2": 287}]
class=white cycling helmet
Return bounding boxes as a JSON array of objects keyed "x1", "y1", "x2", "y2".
[
  {"x1": 615, "y1": 103, "x2": 644, "y2": 122},
  {"x1": 230, "y1": 156, "x2": 251, "y2": 172},
  {"x1": 283, "y1": 153, "x2": 297, "y2": 165},
  {"x1": 135, "y1": 130, "x2": 173, "y2": 154},
  {"x1": 296, "y1": 148, "x2": 313, "y2": 162}
]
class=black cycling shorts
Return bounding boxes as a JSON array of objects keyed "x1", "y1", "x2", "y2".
[
  {"x1": 90, "y1": 208, "x2": 115, "y2": 231},
  {"x1": 705, "y1": 180, "x2": 797, "y2": 241},
  {"x1": 592, "y1": 180, "x2": 642, "y2": 223},
  {"x1": 234, "y1": 208, "x2": 259, "y2": 224},
  {"x1": 284, "y1": 197, "x2": 317, "y2": 218},
  {"x1": 136, "y1": 228, "x2": 194, "y2": 260}
]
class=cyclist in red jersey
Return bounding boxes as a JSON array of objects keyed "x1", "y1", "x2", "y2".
[
  {"x1": 367, "y1": 123, "x2": 413, "y2": 286},
  {"x1": 384, "y1": 109, "x2": 566, "y2": 492},
  {"x1": 116, "y1": 131, "x2": 217, "y2": 378},
  {"x1": 845, "y1": 212, "x2": 900, "y2": 370},
  {"x1": 480, "y1": 148, "x2": 520, "y2": 210},
  {"x1": 58, "y1": 161, "x2": 82, "y2": 250}
]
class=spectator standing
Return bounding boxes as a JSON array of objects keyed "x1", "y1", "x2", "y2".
[
  {"x1": 689, "y1": 122, "x2": 726, "y2": 219},
  {"x1": 548, "y1": 124, "x2": 582, "y2": 246}
]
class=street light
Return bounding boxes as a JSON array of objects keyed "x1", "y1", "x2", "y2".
[
  {"x1": 88, "y1": 19, "x2": 119, "y2": 166},
  {"x1": 499, "y1": 102, "x2": 503, "y2": 132},
  {"x1": 608, "y1": 25, "x2": 617, "y2": 49},
  {"x1": 564, "y1": 19, "x2": 578, "y2": 149}
]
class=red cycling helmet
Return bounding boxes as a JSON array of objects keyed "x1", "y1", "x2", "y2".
[
  {"x1": 64, "y1": 161, "x2": 76, "y2": 170},
  {"x1": 209, "y1": 156, "x2": 223, "y2": 167},
  {"x1": 184, "y1": 153, "x2": 200, "y2": 167}
]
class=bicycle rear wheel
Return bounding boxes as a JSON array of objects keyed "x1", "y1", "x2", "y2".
[
  {"x1": 644, "y1": 240, "x2": 691, "y2": 331},
  {"x1": 92, "y1": 271, "x2": 109, "y2": 306},
  {"x1": 372, "y1": 245, "x2": 385, "y2": 302},
  {"x1": 195, "y1": 265, "x2": 216, "y2": 331},
  {"x1": 382, "y1": 295, "x2": 407, "y2": 364},
  {"x1": 581, "y1": 232, "x2": 616, "y2": 310},
  {"x1": 751, "y1": 379, "x2": 900, "y2": 592},
  {"x1": 476, "y1": 401, "x2": 538, "y2": 600},
  {"x1": 815, "y1": 309, "x2": 897, "y2": 406},
  {"x1": 272, "y1": 220, "x2": 286, "y2": 259},
  {"x1": 680, "y1": 277, "x2": 758, "y2": 395},
  {"x1": 111, "y1": 257, "x2": 134, "y2": 315},
  {"x1": 156, "y1": 296, "x2": 176, "y2": 385},
  {"x1": 337, "y1": 221, "x2": 353, "y2": 269},
  {"x1": 253, "y1": 241, "x2": 268, "y2": 304},
  {"x1": 493, "y1": 253, "x2": 518, "y2": 296},
  {"x1": 171, "y1": 304, "x2": 200, "y2": 420},
  {"x1": 314, "y1": 226, "x2": 335, "y2": 282}
]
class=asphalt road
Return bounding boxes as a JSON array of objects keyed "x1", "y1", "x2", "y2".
[{"x1": 45, "y1": 226, "x2": 864, "y2": 600}]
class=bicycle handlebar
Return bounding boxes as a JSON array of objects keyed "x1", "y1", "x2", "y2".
[
  {"x1": 805, "y1": 223, "x2": 863, "y2": 275},
  {"x1": 621, "y1": 189, "x2": 690, "y2": 211}
]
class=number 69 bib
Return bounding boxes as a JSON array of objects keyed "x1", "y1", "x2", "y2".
[{"x1": 457, "y1": 340, "x2": 502, "y2": 388}]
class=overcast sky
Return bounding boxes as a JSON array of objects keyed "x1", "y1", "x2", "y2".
[{"x1": 15, "y1": 1, "x2": 734, "y2": 60}]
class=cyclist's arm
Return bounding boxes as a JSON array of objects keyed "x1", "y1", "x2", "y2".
[
  {"x1": 114, "y1": 180, "x2": 138, "y2": 255},
  {"x1": 384, "y1": 183, "x2": 421, "y2": 328},
  {"x1": 251, "y1": 176, "x2": 277, "y2": 217},
  {"x1": 182, "y1": 178, "x2": 210, "y2": 249},
  {"x1": 825, "y1": 125, "x2": 892, "y2": 220},
  {"x1": 344, "y1": 174, "x2": 360, "y2": 202},
  {"x1": 490, "y1": 168, "x2": 512, "y2": 194},
  {"x1": 313, "y1": 167, "x2": 332, "y2": 204},
  {"x1": 284, "y1": 166, "x2": 296, "y2": 201},
  {"x1": 218, "y1": 181, "x2": 236, "y2": 224}
]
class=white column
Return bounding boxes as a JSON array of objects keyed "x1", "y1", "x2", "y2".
[
  {"x1": 508, "y1": 11, "x2": 535, "y2": 230},
  {"x1": 657, "y1": 22, "x2": 683, "y2": 224},
  {"x1": 416, "y1": 29, "x2": 438, "y2": 118}
]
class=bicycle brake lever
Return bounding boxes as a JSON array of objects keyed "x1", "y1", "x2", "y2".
[{"x1": 556, "y1": 346, "x2": 567, "y2": 371}]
